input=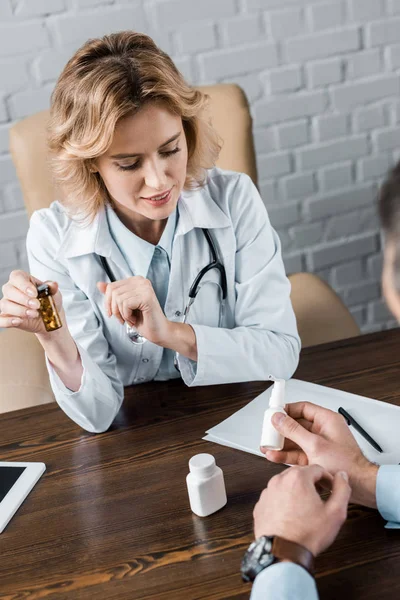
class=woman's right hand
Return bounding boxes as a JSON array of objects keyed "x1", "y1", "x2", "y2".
[{"x1": 0, "y1": 270, "x2": 63, "y2": 335}]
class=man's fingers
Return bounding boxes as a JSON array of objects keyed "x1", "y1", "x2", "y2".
[
  {"x1": 264, "y1": 448, "x2": 308, "y2": 466},
  {"x1": 261, "y1": 423, "x2": 310, "y2": 454},
  {"x1": 271, "y1": 412, "x2": 316, "y2": 451},
  {"x1": 297, "y1": 417, "x2": 314, "y2": 432},
  {"x1": 285, "y1": 401, "x2": 337, "y2": 424},
  {"x1": 303, "y1": 463, "x2": 334, "y2": 485},
  {"x1": 325, "y1": 471, "x2": 351, "y2": 519},
  {"x1": 276, "y1": 438, "x2": 302, "y2": 452}
]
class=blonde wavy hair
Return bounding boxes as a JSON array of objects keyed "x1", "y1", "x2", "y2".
[{"x1": 48, "y1": 30, "x2": 222, "y2": 220}]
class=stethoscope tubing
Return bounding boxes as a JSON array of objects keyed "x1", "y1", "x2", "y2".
[{"x1": 99, "y1": 228, "x2": 227, "y2": 346}]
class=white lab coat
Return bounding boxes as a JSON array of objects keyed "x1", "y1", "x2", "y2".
[{"x1": 27, "y1": 168, "x2": 300, "y2": 433}]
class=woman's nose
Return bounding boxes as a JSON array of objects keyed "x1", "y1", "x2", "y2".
[{"x1": 143, "y1": 160, "x2": 168, "y2": 191}]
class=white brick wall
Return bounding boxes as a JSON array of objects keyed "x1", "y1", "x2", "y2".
[
  {"x1": 307, "y1": 57, "x2": 342, "y2": 88},
  {"x1": 1, "y1": 0, "x2": 400, "y2": 333},
  {"x1": 285, "y1": 28, "x2": 360, "y2": 63},
  {"x1": 320, "y1": 162, "x2": 353, "y2": 191}
]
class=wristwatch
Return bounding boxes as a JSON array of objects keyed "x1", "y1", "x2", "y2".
[{"x1": 241, "y1": 535, "x2": 314, "y2": 582}]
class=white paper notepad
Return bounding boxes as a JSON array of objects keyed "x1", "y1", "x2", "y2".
[{"x1": 204, "y1": 379, "x2": 400, "y2": 465}]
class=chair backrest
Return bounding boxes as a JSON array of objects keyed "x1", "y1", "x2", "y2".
[
  {"x1": 9, "y1": 83, "x2": 258, "y2": 216},
  {"x1": 288, "y1": 273, "x2": 360, "y2": 347}
]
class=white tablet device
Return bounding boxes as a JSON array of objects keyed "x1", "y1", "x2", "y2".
[{"x1": 0, "y1": 462, "x2": 46, "y2": 534}]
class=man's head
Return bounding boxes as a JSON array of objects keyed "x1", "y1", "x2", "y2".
[{"x1": 379, "y1": 162, "x2": 400, "y2": 321}]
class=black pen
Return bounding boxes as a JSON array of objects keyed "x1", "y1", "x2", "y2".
[{"x1": 338, "y1": 407, "x2": 383, "y2": 453}]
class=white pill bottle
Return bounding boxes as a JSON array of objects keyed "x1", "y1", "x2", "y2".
[
  {"x1": 186, "y1": 453, "x2": 227, "y2": 517},
  {"x1": 260, "y1": 379, "x2": 286, "y2": 451}
]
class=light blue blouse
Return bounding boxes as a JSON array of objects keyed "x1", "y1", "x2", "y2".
[{"x1": 106, "y1": 204, "x2": 180, "y2": 381}]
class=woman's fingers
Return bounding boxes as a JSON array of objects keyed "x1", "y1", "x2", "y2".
[
  {"x1": 111, "y1": 292, "x2": 124, "y2": 325},
  {"x1": 8, "y1": 270, "x2": 40, "y2": 297},
  {"x1": 97, "y1": 277, "x2": 155, "y2": 329},
  {"x1": 99, "y1": 281, "x2": 132, "y2": 325},
  {"x1": 96, "y1": 282, "x2": 108, "y2": 295},
  {"x1": 102, "y1": 282, "x2": 113, "y2": 318},
  {"x1": 0, "y1": 279, "x2": 41, "y2": 329},
  {"x1": 0, "y1": 315, "x2": 23, "y2": 328},
  {"x1": 2, "y1": 282, "x2": 40, "y2": 310},
  {"x1": 0, "y1": 298, "x2": 39, "y2": 319},
  {"x1": 118, "y1": 290, "x2": 141, "y2": 323}
]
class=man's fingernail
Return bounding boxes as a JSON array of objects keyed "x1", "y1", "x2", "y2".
[
  {"x1": 272, "y1": 412, "x2": 285, "y2": 426},
  {"x1": 339, "y1": 471, "x2": 349, "y2": 482},
  {"x1": 11, "y1": 318, "x2": 22, "y2": 325},
  {"x1": 26, "y1": 288, "x2": 36, "y2": 297}
]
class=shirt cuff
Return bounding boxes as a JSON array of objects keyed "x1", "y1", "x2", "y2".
[
  {"x1": 250, "y1": 562, "x2": 318, "y2": 600},
  {"x1": 176, "y1": 354, "x2": 198, "y2": 386},
  {"x1": 44, "y1": 342, "x2": 123, "y2": 433},
  {"x1": 377, "y1": 465, "x2": 400, "y2": 527}
]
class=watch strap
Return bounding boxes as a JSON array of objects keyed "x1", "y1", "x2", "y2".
[{"x1": 272, "y1": 536, "x2": 314, "y2": 575}]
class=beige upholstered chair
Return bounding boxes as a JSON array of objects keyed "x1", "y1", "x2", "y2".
[
  {"x1": 289, "y1": 273, "x2": 360, "y2": 348},
  {"x1": 0, "y1": 84, "x2": 360, "y2": 412}
]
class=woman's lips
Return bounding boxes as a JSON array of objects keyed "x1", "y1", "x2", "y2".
[{"x1": 142, "y1": 188, "x2": 172, "y2": 206}]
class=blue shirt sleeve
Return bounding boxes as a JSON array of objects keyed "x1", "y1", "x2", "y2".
[
  {"x1": 250, "y1": 562, "x2": 318, "y2": 600},
  {"x1": 377, "y1": 465, "x2": 400, "y2": 529},
  {"x1": 248, "y1": 465, "x2": 400, "y2": 598}
]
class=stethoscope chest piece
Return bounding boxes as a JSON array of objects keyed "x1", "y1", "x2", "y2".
[{"x1": 125, "y1": 322, "x2": 146, "y2": 345}]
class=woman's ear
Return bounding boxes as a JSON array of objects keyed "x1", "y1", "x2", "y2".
[
  {"x1": 88, "y1": 160, "x2": 98, "y2": 174},
  {"x1": 382, "y1": 241, "x2": 400, "y2": 323}
]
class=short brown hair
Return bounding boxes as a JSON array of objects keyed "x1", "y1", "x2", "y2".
[{"x1": 48, "y1": 31, "x2": 221, "y2": 220}]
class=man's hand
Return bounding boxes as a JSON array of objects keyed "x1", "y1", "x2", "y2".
[
  {"x1": 262, "y1": 402, "x2": 379, "y2": 508},
  {"x1": 253, "y1": 464, "x2": 351, "y2": 557}
]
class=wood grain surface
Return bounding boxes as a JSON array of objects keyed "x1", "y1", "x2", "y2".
[{"x1": 1, "y1": 329, "x2": 400, "y2": 599}]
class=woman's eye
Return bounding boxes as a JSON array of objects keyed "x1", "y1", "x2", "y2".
[
  {"x1": 161, "y1": 147, "x2": 181, "y2": 157},
  {"x1": 117, "y1": 163, "x2": 140, "y2": 171},
  {"x1": 116, "y1": 147, "x2": 181, "y2": 171}
]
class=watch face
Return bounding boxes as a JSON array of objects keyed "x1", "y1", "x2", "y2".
[{"x1": 241, "y1": 536, "x2": 275, "y2": 582}]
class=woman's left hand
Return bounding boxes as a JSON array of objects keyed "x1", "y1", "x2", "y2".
[{"x1": 97, "y1": 277, "x2": 169, "y2": 345}]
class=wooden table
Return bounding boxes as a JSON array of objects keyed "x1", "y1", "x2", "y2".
[{"x1": 1, "y1": 329, "x2": 400, "y2": 599}]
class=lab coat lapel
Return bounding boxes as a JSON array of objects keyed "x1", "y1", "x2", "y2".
[
  {"x1": 56, "y1": 205, "x2": 131, "y2": 279},
  {"x1": 176, "y1": 184, "x2": 231, "y2": 236},
  {"x1": 165, "y1": 183, "x2": 232, "y2": 321}
]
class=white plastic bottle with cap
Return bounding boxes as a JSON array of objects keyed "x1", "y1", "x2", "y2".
[
  {"x1": 260, "y1": 379, "x2": 286, "y2": 451},
  {"x1": 186, "y1": 453, "x2": 227, "y2": 517}
]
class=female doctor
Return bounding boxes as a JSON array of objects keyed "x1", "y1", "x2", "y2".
[{"x1": 0, "y1": 31, "x2": 300, "y2": 433}]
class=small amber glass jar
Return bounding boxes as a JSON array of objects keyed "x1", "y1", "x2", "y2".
[{"x1": 37, "y1": 284, "x2": 62, "y2": 332}]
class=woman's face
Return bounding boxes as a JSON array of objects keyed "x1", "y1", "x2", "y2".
[
  {"x1": 95, "y1": 102, "x2": 188, "y2": 227},
  {"x1": 382, "y1": 241, "x2": 400, "y2": 322}
]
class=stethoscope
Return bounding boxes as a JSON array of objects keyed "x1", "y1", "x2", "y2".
[{"x1": 99, "y1": 228, "x2": 227, "y2": 350}]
